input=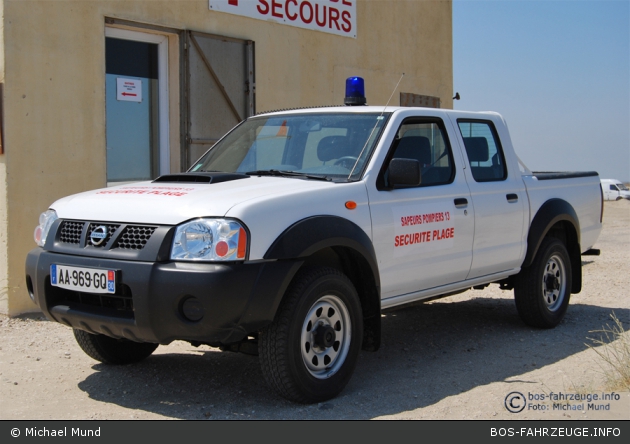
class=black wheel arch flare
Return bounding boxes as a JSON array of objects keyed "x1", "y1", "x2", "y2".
[
  {"x1": 264, "y1": 216, "x2": 382, "y2": 351},
  {"x1": 523, "y1": 199, "x2": 582, "y2": 293}
]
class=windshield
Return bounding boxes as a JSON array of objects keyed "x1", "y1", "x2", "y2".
[
  {"x1": 190, "y1": 112, "x2": 390, "y2": 181},
  {"x1": 617, "y1": 183, "x2": 629, "y2": 191}
]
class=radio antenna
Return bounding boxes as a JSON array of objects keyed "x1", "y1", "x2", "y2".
[{"x1": 347, "y1": 73, "x2": 405, "y2": 180}]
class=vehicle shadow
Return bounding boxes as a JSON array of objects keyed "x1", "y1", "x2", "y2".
[{"x1": 77, "y1": 296, "x2": 628, "y2": 420}]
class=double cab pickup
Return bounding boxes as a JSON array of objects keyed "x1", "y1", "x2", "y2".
[{"x1": 26, "y1": 88, "x2": 603, "y2": 402}]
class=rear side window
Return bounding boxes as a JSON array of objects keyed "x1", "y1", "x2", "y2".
[{"x1": 457, "y1": 120, "x2": 507, "y2": 182}]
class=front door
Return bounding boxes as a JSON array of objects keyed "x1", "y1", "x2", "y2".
[{"x1": 368, "y1": 116, "x2": 474, "y2": 300}]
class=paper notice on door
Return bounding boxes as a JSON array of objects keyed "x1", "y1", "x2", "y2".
[{"x1": 116, "y1": 78, "x2": 142, "y2": 102}]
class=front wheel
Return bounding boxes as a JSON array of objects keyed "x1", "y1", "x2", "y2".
[
  {"x1": 73, "y1": 329, "x2": 158, "y2": 365},
  {"x1": 514, "y1": 237, "x2": 572, "y2": 328},
  {"x1": 259, "y1": 267, "x2": 363, "y2": 403}
]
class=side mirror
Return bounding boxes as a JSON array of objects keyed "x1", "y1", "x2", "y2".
[{"x1": 388, "y1": 158, "x2": 421, "y2": 188}]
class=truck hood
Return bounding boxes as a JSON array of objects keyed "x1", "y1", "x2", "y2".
[{"x1": 50, "y1": 177, "x2": 337, "y2": 225}]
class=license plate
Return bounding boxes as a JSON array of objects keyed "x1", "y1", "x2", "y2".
[{"x1": 50, "y1": 264, "x2": 116, "y2": 294}]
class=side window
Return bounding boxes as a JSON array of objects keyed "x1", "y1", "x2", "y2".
[
  {"x1": 610, "y1": 185, "x2": 619, "y2": 191},
  {"x1": 383, "y1": 120, "x2": 454, "y2": 188},
  {"x1": 457, "y1": 120, "x2": 507, "y2": 182}
]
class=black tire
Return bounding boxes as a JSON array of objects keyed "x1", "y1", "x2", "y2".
[
  {"x1": 259, "y1": 267, "x2": 363, "y2": 403},
  {"x1": 73, "y1": 329, "x2": 158, "y2": 365},
  {"x1": 514, "y1": 237, "x2": 572, "y2": 328}
]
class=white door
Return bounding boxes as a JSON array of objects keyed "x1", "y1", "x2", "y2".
[
  {"x1": 453, "y1": 119, "x2": 527, "y2": 279},
  {"x1": 367, "y1": 117, "x2": 474, "y2": 299}
]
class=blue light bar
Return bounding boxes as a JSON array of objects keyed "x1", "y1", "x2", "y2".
[{"x1": 344, "y1": 77, "x2": 366, "y2": 106}]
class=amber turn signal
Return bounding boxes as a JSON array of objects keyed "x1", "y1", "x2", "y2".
[{"x1": 345, "y1": 201, "x2": 357, "y2": 210}]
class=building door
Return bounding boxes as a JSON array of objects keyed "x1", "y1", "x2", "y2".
[
  {"x1": 183, "y1": 31, "x2": 255, "y2": 168},
  {"x1": 105, "y1": 28, "x2": 169, "y2": 185}
]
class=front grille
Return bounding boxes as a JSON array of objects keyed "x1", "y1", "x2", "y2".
[
  {"x1": 86, "y1": 223, "x2": 120, "y2": 248},
  {"x1": 46, "y1": 280, "x2": 134, "y2": 319},
  {"x1": 59, "y1": 221, "x2": 84, "y2": 244},
  {"x1": 114, "y1": 226, "x2": 157, "y2": 250},
  {"x1": 56, "y1": 220, "x2": 158, "y2": 251}
]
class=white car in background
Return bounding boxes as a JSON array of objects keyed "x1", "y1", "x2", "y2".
[{"x1": 601, "y1": 179, "x2": 630, "y2": 201}]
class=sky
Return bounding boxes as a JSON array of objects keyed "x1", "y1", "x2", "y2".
[{"x1": 453, "y1": 0, "x2": 630, "y2": 181}]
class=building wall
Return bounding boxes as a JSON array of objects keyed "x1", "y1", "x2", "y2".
[
  {"x1": 2, "y1": 0, "x2": 452, "y2": 315},
  {"x1": 1, "y1": 0, "x2": 8, "y2": 314}
]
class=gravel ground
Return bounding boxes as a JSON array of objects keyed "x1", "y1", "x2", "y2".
[{"x1": 1, "y1": 201, "x2": 628, "y2": 420}]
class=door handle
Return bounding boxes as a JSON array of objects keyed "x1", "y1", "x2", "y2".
[
  {"x1": 454, "y1": 198, "x2": 468, "y2": 208},
  {"x1": 506, "y1": 193, "x2": 518, "y2": 203}
]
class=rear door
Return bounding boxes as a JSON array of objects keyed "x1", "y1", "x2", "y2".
[{"x1": 452, "y1": 118, "x2": 527, "y2": 279}]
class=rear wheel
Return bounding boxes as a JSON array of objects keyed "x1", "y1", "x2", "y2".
[
  {"x1": 259, "y1": 267, "x2": 362, "y2": 403},
  {"x1": 73, "y1": 329, "x2": 158, "y2": 365},
  {"x1": 514, "y1": 237, "x2": 572, "y2": 328}
]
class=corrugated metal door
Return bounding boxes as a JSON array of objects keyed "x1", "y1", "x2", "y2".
[{"x1": 183, "y1": 31, "x2": 255, "y2": 169}]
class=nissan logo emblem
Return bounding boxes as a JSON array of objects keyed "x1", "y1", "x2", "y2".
[{"x1": 90, "y1": 225, "x2": 108, "y2": 246}]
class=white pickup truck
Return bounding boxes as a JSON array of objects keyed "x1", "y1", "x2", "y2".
[{"x1": 26, "y1": 80, "x2": 603, "y2": 403}]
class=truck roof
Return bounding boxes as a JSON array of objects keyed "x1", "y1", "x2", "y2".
[{"x1": 257, "y1": 105, "x2": 502, "y2": 118}]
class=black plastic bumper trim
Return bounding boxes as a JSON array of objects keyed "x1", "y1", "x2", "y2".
[{"x1": 26, "y1": 248, "x2": 299, "y2": 345}]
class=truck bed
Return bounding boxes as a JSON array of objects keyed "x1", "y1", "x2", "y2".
[
  {"x1": 532, "y1": 171, "x2": 599, "y2": 181},
  {"x1": 523, "y1": 172, "x2": 602, "y2": 253}
]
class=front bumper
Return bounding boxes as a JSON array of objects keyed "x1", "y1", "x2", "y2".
[{"x1": 26, "y1": 248, "x2": 301, "y2": 344}]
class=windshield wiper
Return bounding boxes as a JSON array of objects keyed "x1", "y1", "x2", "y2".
[{"x1": 245, "y1": 170, "x2": 331, "y2": 181}]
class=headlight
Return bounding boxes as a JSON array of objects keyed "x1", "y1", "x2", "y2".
[
  {"x1": 33, "y1": 209, "x2": 58, "y2": 247},
  {"x1": 171, "y1": 218, "x2": 248, "y2": 261}
]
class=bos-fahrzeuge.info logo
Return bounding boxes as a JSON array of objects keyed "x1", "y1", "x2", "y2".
[{"x1": 504, "y1": 391, "x2": 621, "y2": 413}]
